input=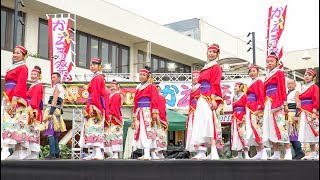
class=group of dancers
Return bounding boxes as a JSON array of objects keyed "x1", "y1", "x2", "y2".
[
  {"x1": 1, "y1": 44, "x2": 319, "y2": 161},
  {"x1": 185, "y1": 44, "x2": 319, "y2": 160}
]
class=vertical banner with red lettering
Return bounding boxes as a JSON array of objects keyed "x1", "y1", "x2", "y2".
[
  {"x1": 48, "y1": 18, "x2": 73, "y2": 85},
  {"x1": 266, "y1": 4, "x2": 287, "y2": 60}
]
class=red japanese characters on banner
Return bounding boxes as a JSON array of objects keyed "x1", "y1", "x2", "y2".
[
  {"x1": 266, "y1": 4, "x2": 287, "y2": 60},
  {"x1": 48, "y1": 18, "x2": 73, "y2": 85}
]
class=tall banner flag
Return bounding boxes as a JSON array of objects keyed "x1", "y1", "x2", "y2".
[
  {"x1": 48, "y1": 17, "x2": 74, "y2": 85},
  {"x1": 266, "y1": 4, "x2": 287, "y2": 60}
]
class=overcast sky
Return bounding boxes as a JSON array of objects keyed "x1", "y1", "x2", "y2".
[{"x1": 104, "y1": 0, "x2": 319, "y2": 52}]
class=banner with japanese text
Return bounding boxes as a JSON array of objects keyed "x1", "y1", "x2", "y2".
[
  {"x1": 158, "y1": 79, "x2": 251, "y2": 112},
  {"x1": 266, "y1": 4, "x2": 287, "y2": 60},
  {"x1": 48, "y1": 18, "x2": 73, "y2": 84},
  {"x1": 62, "y1": 79, "x2": 252, "y2": 113}
]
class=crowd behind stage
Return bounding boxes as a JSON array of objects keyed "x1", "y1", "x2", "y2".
[{"x1": 1, "y1": 44, "x2": 319, "y2": 161}]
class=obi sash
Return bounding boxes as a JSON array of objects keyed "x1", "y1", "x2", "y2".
[
  {"x1": 234, "y1": 106, "x2": 245, "y2": 112},
  {"x1": 191, "y1": 99, "x2": 197, "y2": 106},
  {"x1": 137, "y1": 97, "x2": 151, "y2": 108},
  {"x1": 247, "y1": 93, "x2": 257, "y2": 102},
  {"x1": 266, "y1": 84, "x2": 277, "y2": 96},
  {"x1": 300, "y1": 98, "x2": 312, "y2": 106},
  {"x1": 5, "y1": 80, "x2": 17, "y2": 90},
  {"x1": 200, "y1": 80, "x2": 211, "y2": 93}
]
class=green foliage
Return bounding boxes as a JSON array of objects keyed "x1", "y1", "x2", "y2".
[{"x1": 39, "y1": 144, "x2": 72, "y2": 159}]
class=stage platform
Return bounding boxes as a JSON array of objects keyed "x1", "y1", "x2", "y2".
[{"x1": 1, "y1": 159, "x2": 319, "y2": 180}]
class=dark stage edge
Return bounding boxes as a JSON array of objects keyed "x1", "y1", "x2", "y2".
[{"x1": 1, "y1": 159, "x2": 319, "y2": 180}]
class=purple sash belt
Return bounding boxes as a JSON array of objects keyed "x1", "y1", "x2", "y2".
[
  {"x1": 138, "y1": 97, "x2": 151, "y2": 108},
  {"x1": 191, "y1": 99, "x2": 197, "y2": 105},
  {"x1": 247, "y1": 93, "x2": 257, "y2": 102},
  {"x1": 5, "y1": 80, "x2": 17, "y2": 90},
  {"x1": 200, "y1": 81, "x2": 211, "y2": 93},
  {"x1": 301, "y1": 99, "x2": 312, "y2": 106},
  {"x1": 234, "y1": 107, "x2": 245, "y2": 112},
  {"x1": 266, "y1": 84, "x2": 277, "y2": 96}
]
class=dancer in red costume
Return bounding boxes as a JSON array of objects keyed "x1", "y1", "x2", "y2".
[
  {"x1": 1, "y1": 46, "x2": 29, "y2": 160},
  {"x1": 185, "y1": 70, "x2": 201, "y2": 154},
  {"x1": 132, "y1": 68, "x2": 159, "y2": 160},
  {"x1": 263, "y1": 52, "x2": 292, "y2": 160},
  {"x1": 245, "y1": 65, "x2": 268, "y2": 160},
  {"x1": 105, "y1": 80, "x2": 123, "y2": 159},
  {"x1": 82, "y1": 58, "x2": 109, "y2": 160},
  {"x1": 298, "y1": 68, "x2": 319, "y2": 160},
  {"x1": 26, "y1": 66, "x2": 44, "y2": 159},
  {"x1": 191, "y1": 44, "x2": 223, "y2": 160},
  {"x1": 231, "y1": 82, "x2": 249, "y2": 159}
]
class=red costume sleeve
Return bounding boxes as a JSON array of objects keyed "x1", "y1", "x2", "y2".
[
  {"x1": 86, "y1": 75, "x2": 105, "y2": 115},
  {"x1": 13, "y1": 65, "x2": 28, "y2": 99},
  {"x1": 312, "y1": 85, "x2": 319, "y2": 111},
  {"x1": 133, "y1": 89, "x2": 139, "y2": 115},
  {"x1": 150, "y1": 84, "x2": 159, "y2": 113},
  {"x1": 109, "y1": 93, "x2": 122, "y2": 121},
  {"x1": 210, "y1": 65, "x2": 222, "y2": 97},
  {"x1": 104, "y1": 90, "x2": 110, "y2": 121},
  {"x1": 277, "y1": 71, "x2": 287, "y2": 104},
  {"x1": 159, "y1": 95, "x2": 167, "y2": 122},
  {"x1": 256, "y1": 80, "x2": 265, "y2": 111},
  {"x1": 30, "y1": 84, "x2": 43, "y2": 110}
]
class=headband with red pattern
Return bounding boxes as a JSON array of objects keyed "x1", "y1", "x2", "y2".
[
  {"x1": 208, "y1": 45, "x2": 220, "y2": 52},
  {"x1": 32, "y1": 69, "x2": 41, "y2": 74},
  {"x1": 139, "y1": 69, "x2": 150, "y2": 75},
  {"x1": 110, "y1": 81, "x2": 118, "y2": 85},
  {"x1": 235, "y1": 82, "x2": 243, "y2": 86},
  {"x1": 15, "y1": 45, "x2": 27, "y2": 55},
  {"x1": 267, "y1": 54, "x2": 278, "y2": 60},
  {"x1": 192, "y1": 70, "x2": 200, "y2": 75},
  {"x1": 91, "y1": 57, "x2": 101, "y2": 64},
  {"x1": 306, "y1": 68, "x2": 317, "y2": 77},
  {"x1": 248, "y1": 65, "x2": 259, "y2": 71}
]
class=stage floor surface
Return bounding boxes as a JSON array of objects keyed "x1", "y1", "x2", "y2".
[{"x1": 2, "y1": 159, "x2": 319, "y2": 180}]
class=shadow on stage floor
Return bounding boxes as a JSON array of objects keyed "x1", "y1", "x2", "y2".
[{"x1": 1, "y1": 159, "x2": 319, "y2": 180}]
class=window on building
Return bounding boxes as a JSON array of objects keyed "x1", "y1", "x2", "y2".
[
  {"x1": 38, "y1": 19, "x2": 49, "y2": 59},
  {"x1": 101, "y1": 41, "x2": 109, "y2": 66},
  {"x1": 110, "y1": 44, "x2": 118, "y2": 73},
  {"x1": 90, "y1": 37, "x2": 99, "y2": 59},
  {"x1": 75, "y1": 31, "x2": 130, "y2": 73},
  {"x1": 151, "y1": 56, "x2": 159, "y2": 73},
  {"x1": 120, "y1": 47, "x2": 129, "y2": 73},
  {"x1": 137, "y1": 50, "x2": 146, "y2": 71},
  {"x1": 77, "y1": 33, "x2": 88, "y2": 67},
  {"x1": 1, "y1": 7, "x2": 25, "y2": 50}
]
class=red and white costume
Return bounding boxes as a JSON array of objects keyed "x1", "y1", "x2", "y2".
[
  {"x1": 191, "y1": 52, "x2": 223, "y2": 152},
  {"x1": 246, "y1": 77, "x2": 265, "y2": 146},
  {"x1": 2, "y1": 60, "x2": 29, "y2": 148},
  {"x1": 263, "y1": 66, "x2": 289, "y2": 147},
  {"x1": 26, "y1": 79, "x2": 44, "y2": 154},
  {"x1": 105, "y1": 88, "x2": 123, "y2": 153},
  {"x1": 298, "y1": 81, "x2": 319, "y2": 143},
  {"x1": 132, "y1": 79, "x2": 159, "y2": 150},
  {"x1": 185, "y1": 82, "x2": 200, "y2": 152},
  {"x1": 82, "y1": 72, "x2": 109, "y2": 148},
  {"x1": 155, "y1": 93, "x2": 168, "y2": 152},
  {"x1": 231, "y1": 92, "x2": 247, "y2": 151}
]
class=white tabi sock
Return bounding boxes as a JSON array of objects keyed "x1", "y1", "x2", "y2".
[
  {"x1": 211, "y1": 146, "x2": 219, "y2": 160},
  {"x1": 144, "y1": 148, "x2": 150, "y2": 159}
]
